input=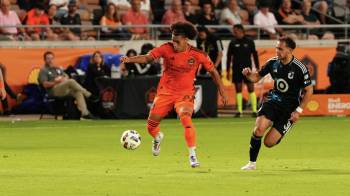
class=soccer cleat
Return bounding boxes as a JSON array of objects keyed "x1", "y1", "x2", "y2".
[
  {"x1": 241, "y1": 161, "x2": 256, "y2": 170},
  {"x1": 234, "y1": 112, "x2": 243, "y2": 118},
  {"x1": 189, "y1": 155, "x2": 200, "y2": 168},
  {"x1": 152, "y1": 132, "x2": 164, "y2": 156}
]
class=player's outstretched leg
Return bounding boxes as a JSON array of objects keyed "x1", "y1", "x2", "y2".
[
  {"x1": 178, "y1": 108, "x2": 199, "y2": 168},
  {"x1": 147, "y1": 115, "x2": 164, "y2": 156},
  {"x1": 241, "y1": 116, "x2": 271, "y2": 170}
]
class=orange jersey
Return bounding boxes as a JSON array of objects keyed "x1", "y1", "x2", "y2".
[{"x1": 149, "y1": 42, "x2": 214, "y2": 94}]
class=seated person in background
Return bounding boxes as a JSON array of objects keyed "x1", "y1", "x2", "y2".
[
  {"x1": 161, "y1": 0, "x2": 187, "y2": 35},
  {"x1": 100, "y1": 3, "x2": 130, "y2": 40},
  {"x1": 219, "y1": 0, "x2": 243, "y2": 26},
  {"x1": 196, "y1": 2, "x2": 219, "y2": 33},
  {"x1": 0, "y1": 0, "x2": 30, "y2": 41},
  {"x1": 26, "y1": 3, "x2": 58, "y2": 40},
  {"x1": 84, "y1": 51, "x2": 111, "y2": 97},
  {"x1": 301, "y1": 0, "x2": 320, "y2": 40},
  {"x1": 121, "y1": 0, "x2": 149, "y2": 40},
  {"x1": 49, "y1": 0, "x2": 68, "y2": 19},
  {"x1": 60, "y1": 0, "x2": 81, "y2": 40},
  {"x1": 108, "y1": 0, "x2": 131, "y2": 11},
  {"x1": 275, "y1": 0, "x2": 304, "y2": 25},
  {"x1": 253, "y1": 0, "x2": 282, "y2": 39},
  {"x1": 183, "y1": 0, "x2": 198, "y2": 24},
  {"x1": 38, "y1": 51, "x2": 97, "y2": 119},
  {"x1": 120, "y1": 46, "x2": 161, "y2": 77}
]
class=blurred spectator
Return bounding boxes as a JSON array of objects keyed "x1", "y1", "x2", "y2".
[
  {"x1": 121, "y1": 0, "x2": 149, "y2": 40},
  {"x1": 137, "y1": 43, "x2": 161, "y2": 76},
  {"x1": 108, "y1": 0, "x2": 131, "y2": 11},
  {"x1": 161, "y1": 0, "x2": 186, "y2": 35},
  {"x1": 0, "y1": 0, "x2": 29, "y2": 41},
  {"x1": 84, "y1": 51, "x2": 111, "y2": 97},
  {"x1": 206, "y1": 0, "x2": 225, "y2": 18},
  {"x1": 120, "y1": 49, "x2": 138, "y2": 77},
  {"x1": 26, "y1": 3, "x2": 58, "y2": 40},
  {"x1": 151, "y1": 0, "x2": 165, "y2": 23},
  {"x1": 275, "y1": 0, "x2": 304, "y2": 25},
  {"x1": 196, "y1": 26, "x2": 223, "y2": 75},
  {"x1": 254, "y1": 0, "x2": 281, "y2": 39},
  {"x1": 49, "y1": 0, "x2": 69, "y2": 19},
  {"x1": 0, "y1": 63, "x2": 23, "y2": 115},
  {"x1": 219, "y1": 0, "x2": 243, "y2": 26},
  {"x1": 60, "y1": 0, "x2": 81, "y2": 40},
  {"x1": 47, "y1": 4, "x2": 59, "y2": 24},
  {"x1": 241, "y1": 0, "x2": 258, "y2": 24},
  {"x1": 197, "y1": 1, "x2": 219, "y2": 32},
  {"x1": 38, "y1": 51, "x2": 97, "y2": 119},
  {"x1": 312, "y1": 0, "x2": 331, "y2": 24},
  {"x1": 301, "y1": 0, "x2": 320, "y2": 39},
  {"x1": 183, "y1": 0, "x2": 198, "y2": 24},
  {"x1": 100, "y1": 3, "x2": 131, "y2": 40}
]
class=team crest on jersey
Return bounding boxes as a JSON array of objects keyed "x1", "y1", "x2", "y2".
[
  {"x1": 288, "y1": 71, "x2": 294, "y2": 79},
  {"x1": 188, "y1": 57, "x2": 195, "y2": 65}
]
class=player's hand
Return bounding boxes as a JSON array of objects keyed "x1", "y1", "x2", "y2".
[
  {"x1": 242, "y1": 67, "x2": 252, "y2": 76},
  {"x1": 220, "y1": 90, "x2": 229, "y2": 106},
  {"x1": 120, "y1": 56, "x2": 130, "y2": 63},
  {"x1": 289, "y1": 111, "x2": 300, "y2": 123},
  {"x1": 0, "y1": 88, "x2": 6, "y2": 100}
]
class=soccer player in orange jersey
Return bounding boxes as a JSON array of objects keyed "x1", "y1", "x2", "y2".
[{"x1": 121, "y1": 22, "x2": 228, "y2": 167}]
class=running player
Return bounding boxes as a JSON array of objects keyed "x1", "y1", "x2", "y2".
[
  {"x1": 120, "y1": 22, "x2": 228, "y2": 168},
  {"x1": 240, "y1": 37, "x2": 313, "y2": 170}
]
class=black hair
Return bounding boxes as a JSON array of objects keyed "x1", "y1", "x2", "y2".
[
  {"x1": 140, "y1": 43, "x2": 154, "y2": 55},
  {"x1": 170, "y1": 21, "x2": 198, "y2": 40},
  {"x1": 126, "y1": 49, "x2": 137, "y2": 57},
  {"x1": 233, "y1": 24, "x2": 244, "y2": 31},
  {"x1": 279, "y1": 36, "x2": 296, "y2": 50}
]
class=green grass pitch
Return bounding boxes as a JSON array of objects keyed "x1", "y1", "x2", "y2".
[{"x1": 0, "y1": 117, "x2": 349, "y2": 196}]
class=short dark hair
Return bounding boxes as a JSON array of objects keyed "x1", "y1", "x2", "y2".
[
  {"x1": 170, "y1": 21, "x2": 198, "y2": 39},
  {"x1": 233, "y1": 24, "x2": 244, "y2": 31},
  {"x1": 279, "y1": 36, "x2": 296, "y2": 50},
  {"x1": 43, "y1": 51, "x2": 54, "y2": 60}
]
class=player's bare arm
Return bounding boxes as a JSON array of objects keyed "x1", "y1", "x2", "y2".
[
  {"x1": 209, "y1": 68, "x2": 228, "y2": 105},
  {"x1": 290, "y1": 85, "x2": 313, "y2": 123},
  {"x1": 242, "y1": 67, "x2": 262, "y2": 83},
  {"x1": 120, "y1": 55, "x2": 154, "y2": 64}
]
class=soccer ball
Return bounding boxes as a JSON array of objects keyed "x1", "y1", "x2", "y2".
[{"x1": 120, "y1": 130, "x2": 141, "y2": 150}]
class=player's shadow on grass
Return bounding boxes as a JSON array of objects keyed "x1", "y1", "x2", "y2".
[{"x1": 277, "y1": 169, "x2": 350, "y2": 175}]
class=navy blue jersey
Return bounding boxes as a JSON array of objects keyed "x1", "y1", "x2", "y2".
[{"x1": 259, "y1": 56, "x2": 312, "y2": 108}]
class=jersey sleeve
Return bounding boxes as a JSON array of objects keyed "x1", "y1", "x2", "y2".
[
  {"x1": 258, "y1": 58, "x2": 275, "y2": 77},
  {"x1": 149, "y1": 43, "x2": 168, "y2": 59},
  {"x1": 201, "y1": 54, "x2": 215, "y2": 72},
  {"x1": 300, "y1": 66, "x2": 312, "y2": 87}
]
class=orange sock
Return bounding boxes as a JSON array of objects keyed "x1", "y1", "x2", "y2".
[
  {"x1": 180, "y1": 115, "x2": 196, "y2": 147},
  {"x1": 147, "y1": 119, "x2": 160, "y2": 138}
]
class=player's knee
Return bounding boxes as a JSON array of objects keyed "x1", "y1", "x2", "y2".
[{"x1": 254, "y1": 125, "x2": 266, "y2": 136}]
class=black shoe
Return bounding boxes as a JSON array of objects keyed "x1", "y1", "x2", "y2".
[
  {"x1": 88, "y1": 95, "x2": 99, "y2": 103},
  {"x1": 81, "y1": 113, "x2": 99, "y2": 120},
  {"x1": 234, "y1": 112, "x2": 243, "y2": 118},
  {"x1": 252, "y1": 112, "x2": 258, "y2": 117}
]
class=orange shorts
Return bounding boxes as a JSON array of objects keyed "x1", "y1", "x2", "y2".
[{"x1": 150, "y1": 92, "x2": 194, "y2": 117}]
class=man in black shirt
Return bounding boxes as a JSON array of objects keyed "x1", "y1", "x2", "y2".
[
  {"x1": 240, "y1": 37, "x2": 313, "y2": 170},
  {"x1": 196, "y1": 26, "x2": 223, "y2": 75},
  {"x1": 226, "y1": 24, "x2": 259, "y2": 117},
  {"x1": 60, "y1": 0, "x2": 81, "y2": 40}
]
